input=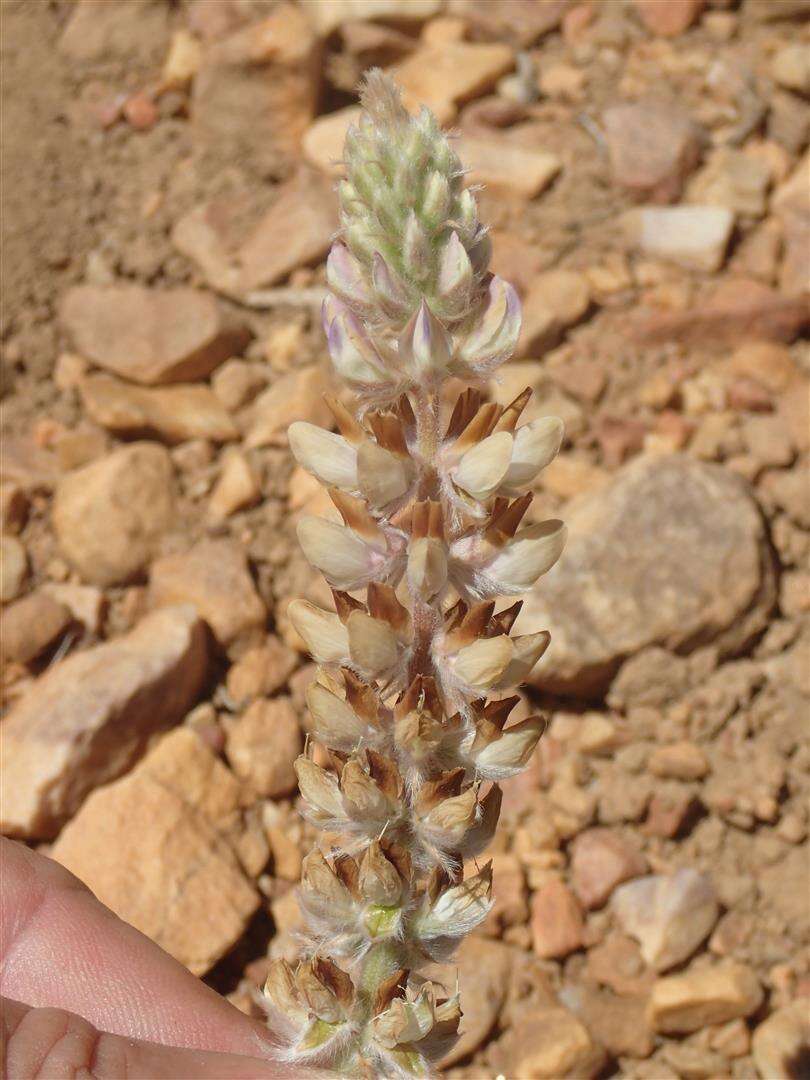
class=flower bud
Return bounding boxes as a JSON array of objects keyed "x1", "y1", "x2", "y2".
[
  {"x1": 453, "y1": 431, "x2": 513, "y2": 502},
  {"x1": 469, "y1": 715, "x2": 546, "y2": 779},
  {"x1": 288, "y1": 422, "x2": 357, "y2": 491},
  {"x1": 450, "y1": 635, "x2": 513, "y2": 693},
  {"x1": 415, "y1": 862, "x2": 493, "y2": 956},
  {"x1": 297, "y1": 957, "x2": 354, "y2": 1024},
  {"x1": 347, "y1": 610, "x2": 401, "y2": 679},
  {"x1": 420, "y1": 784, "x2": 478, "y2": 850},
  {"x1": 326, "y1": 308, "x2": 392, "y2": 388},
  {"x1": 492, "y1": 631, "x2": 551, "y2": 689},
  {"x1": 301, "y1": 848, "x2": 356, "y2": 919},
  {"x1": 340, "y1": 756, "x2": 401, "y2": 824},
  {"x1": 263, "y1": 959, "x2": 307, "y2": 1026},
  {"x1": 399, "y1": 301, "x2": 451, "y2": 381},
  {"x1": 421, "y1": 171, "x2": 452, "y2": 226},
  {"x1": 288, "y1": 599, "x2": 350, "y2": 664},
  {"x1": 437, "y1": 231, "x2": 473, "y2": 308},
  {"x1": 402, "y1": 211, "x2": 431, "y2": 283},
  {"x1": 407, "y1": 537, "x2": 447, "y2": 600},
  {"x1": 306, "y1": 681, "x2": 369, "y2": 752},
  {"x1": 482, "y1": 520, "x2": 567, "y2": 594},
  {"x1": 372, "y1": 252, "x2": 412, "y2": 320},
  {"x1": 359, "y1": 841, "x2": 405, "y2": 906},
  {"x1": 499, "y1": 416, "x2": 564, "y2": 495},
  {"x1": 357, "y1": 441, "x2": 410, "y2": 508},
  {"x1": 372, "y1": 986, "x2": 435, "y2": 1049},
  {"x1": 297, "y1": 516, "x2": 389, "y2": 591},
  {"x1": 457, "y1": 276, "x2": 521, "y2": 372},
  {"x1": 326, "y1": 242, "x2": 372, "y2": 311},
  {"x1": 295, "y1": 757, "x2": 347, "y2": 825}
]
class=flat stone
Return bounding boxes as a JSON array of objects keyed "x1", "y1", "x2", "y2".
[
  {"x1": 225, "y1": 638, "x2": 299, "y2": 707},
  {"x1": 0, "y1": 605, "x2": 208, "y2": 839},
  {"x1": 149, "y1": 538, "x2": 266, "y2": 648},
  {"x1": 0, "y1": 534, "x2": 27, "y2": 601},
  {"x1": 632, "y1": 278, "x2": 808, "y2": 347},
  {"x1": 59, "y1": 285, "x2": 250, "y2": 385},
  {"x1": 623, "y1": 206, "x2": 734, "y2": 272},
  {"x1": 603, "y1": 101, "x2": 700, "y2": 203},
  {"x1": 500, "y1": 1006, "x2": 607, "y2": 1079},
  {"x1": 456, "y1": 134, "x2": 561, "y2": 199},
  {"x1": 752, "y1": 1002, "x2": 810, "y2": 1080},
  {"x1": 648, "y1": 741, "x2": 710, "y2": 780},
  {"x1": 392, "y1": 42, "x2": 514, "y2": 123},
  {"x1": 236, "y1": 169, "x2": 338, "y2": 293},
  {"x1": 80, "y1": 374, "x2": 239, "y2": 445},
  {"x1": 191, "y1": 4, "x2": 321, "y2": 176},
  {"x1": 245, "y1": 366, "x2": 333, "y2": 449},
  {"x1": 448, "y1": 0, "x2": 570, "y2": 47},
  {"x1": 574, "y1": 986, "x2": 655, "y2": 1059},
  {"x1": 517, "y1": 455, "x2": 777, "y2": 697},
  {"x1": 613, "y1": 869, "x2": 719, "y2": 972},
  {"x1": 688, "y1": 148, "x2": 771, "y2": 218},
  {"x1": 301, "y1": 0, "x2": 440, "y2": 37},
  {"x1": 303, "y1": 107, "x2": 360, "y2": 177},
  {"x1": 531, "y1": 878, "x2": 584, "y2": 959},
  {"x1": 225, "y1": 697, "x2": 302, "y2": 798},
  {"x1": 633, "y1": 0, "x2": 705, "y2": 36},
  {"x1": 207, "y1": 449, "x2": 260, "y2": 521},
  {"x1": 648, "y1": 962, "x2": 763, "y2": 1034},
  {"x1": 570, "y1": 828, "x2": 648, "y2": 909},
  {"x1": 0, "y1": 592, "x2": 72, "y2": 665},
  {"x1": 518, "y1": 270, "x2": 591, "y2": 355},
  {"x1": 52, "y1": 728, "x2": 259, "y2": 976},
  {"x1": 53, "y1": 442, "x2": 175, "y2": 587},
  {"x1": 41, "y1": 583, "x2": 105, "y2": 635}
]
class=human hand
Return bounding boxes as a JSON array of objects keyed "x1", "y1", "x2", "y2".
[{"x1": 0, "y1": 838, "x2": 303, "y2": 1078}]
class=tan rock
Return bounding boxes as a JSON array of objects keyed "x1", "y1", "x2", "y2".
[
  {"x1": 160, "y1": 29, "x2": 202, "y2": 91},
  {"x1": 211, "y1": 358, "x2": 267, "y2": 412},
  {"x1": 586, "y1": 934, "x2": 655, "y2": 998},
  {"x1": 208, "y1": 449, "x2": 260, "y2": 522},
  {"x1": 728, "y1": 342, "x2": 802, "y2": 394},
  {"x1": 80, "y1": 374, "x2": 238, "y2": 445},
  {"x1": 648, "y1": 962, "x2": 763, "y2": 1034},
  {"x1": 540, "y1": 456, "x2": 609, "y2": 500},
  {"x1": 531, "y1": 878, "x2": 584, "y2": 959},
  {"x1": 503, "y1": 1007, "x2": 607, "y2": 1079},
  {"x1": 191, "y1": 4, "x2": 321, "y2": 176},
  {"x1": 59, "y1": 285, "x2": 250, "y2": 385},
  {"x1": 53, "y1": 442, "x2": 175, "y2": 588},
  {"x1": 648, "y1": 741, "x2": 710, "y2": 780},
  {"x1": 392, "y1": 42, "x2": 514, "y2": 123},
  {"x1": 633, "y1": 0, "x2": 705, "y2": 36},
  {"x1": 752, "y1": 1002, "x2": 810, "y2": 1080},
  {"x1": 623, "y1": 205, "x2": 734, "y2": 272},
  {"x1": 570, "y1": 828, "x2": 648, "y2": 909},
  {"x1": 456, "y1": 134, "x2": 561, "y2": 200},
  {"x1": 613, "y1": 869, "x2": 719, "y2": 972},
  {"x1": 52, "y1": 729, "x2": 258, "y2": 976},
  {"x1": 0, "y1": 591, "x2": 72, "y2": 665},
  {"x1": 576, "y1": 986, "x2": 655, "y2": 1059},
  {"x1": 0, "y1": 534, "x2": 27, "y2": 601},
  {"x1": 633, "y1": 278, "x2": 808, "y2": 347},
  {"x1": 225, "y1": 697, "x2": 302, "y2": 798},
  {"x1": 603, "y1": 101, "x2": 700, "y2": 203},
  {"x1": 235, "y1": 169, "x2": 338, "y2": 293},
  {"x1": 0, "y1": 605, "x2": 208, "y2": 838},
  {"x1": 225, "y1": 638, "x2": 299, "y2": 707},
  {"x1": 517, "y1": 455, "x2": 777, "y2": 697},
  {"x1": 301, "y1": 0, "x2": 440, "y2": 36},
  {"x1": 518, "y1": 270, "x2": 591, "y2": 355},
  {"x1": 772, "y1": 43, "x2": 810, "y2": 94},
  {"x1": 150, "y1": 538, "x2": 266, "y2": 648},
  {"x1": 303, "y1": 107, "x2": 360, "y2": 177},
  {"x1": 245, "y1": 366, "x2": 332, "y2": 449},
  {"x1": 448, "y1": 0, "x2": 570, "y2": 47},
  {"x1": 41, "y1": 582, "x2": 105, "y2": 635},
  {"x1": 688, "y1": 148, "x2": 771, "y2": 218}
]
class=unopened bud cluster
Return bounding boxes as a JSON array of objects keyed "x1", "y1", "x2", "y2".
[{"x1": 263, "y1": 70, "x2": 566, "y2": 1078}]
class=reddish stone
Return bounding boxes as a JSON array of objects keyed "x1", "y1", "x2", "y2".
[
  {"x1": 570, "y1": 828, "x2": 648, "y2": 909},
  {"x1": 123, "y1": 92, "x2": 158, "y2": 131},
  {"x1": 531, "y1": 878, "x2": 584, "y2": 959},
  {"x1": 634, "y1": 0, "x2": 705, "y2": 36}
]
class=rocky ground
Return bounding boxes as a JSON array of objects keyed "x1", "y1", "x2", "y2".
[{"x1": 1, "y1": 0, "x2": 808, "y2": 1077}]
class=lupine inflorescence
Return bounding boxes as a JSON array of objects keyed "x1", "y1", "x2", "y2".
[{"x1": 261, "y1": 70, "x2": 567, "y2": 1079}]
